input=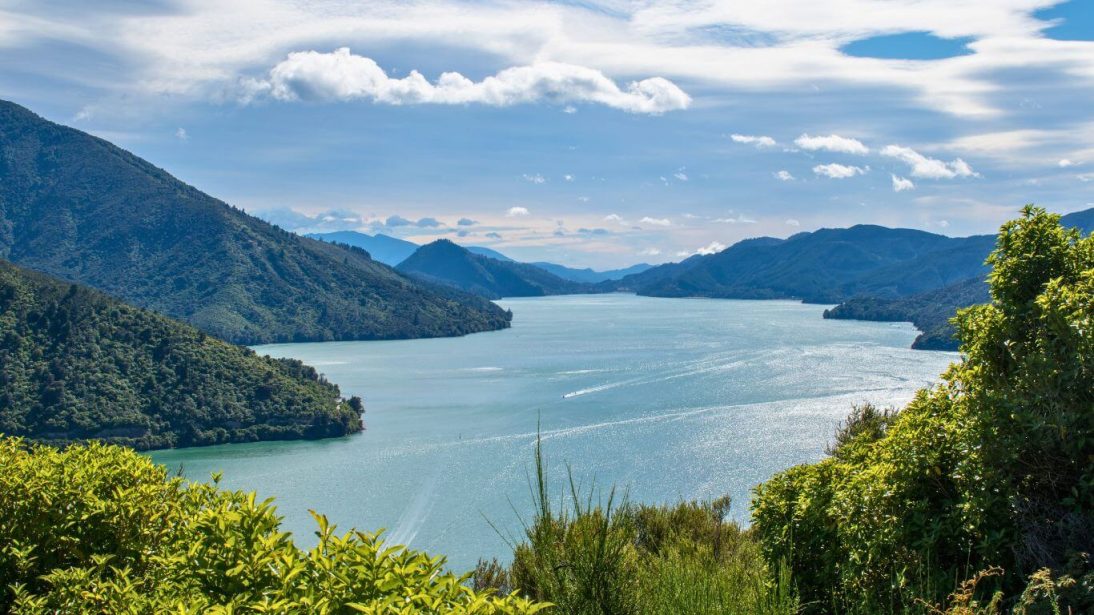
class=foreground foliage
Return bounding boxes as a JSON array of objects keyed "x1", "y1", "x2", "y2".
[
  {"x1": 472, "y1": 439, "x2": 798, "y2": 615},
  {"x1": 0, "y1": 438, "x2": 547, "y2": 614},
  {"x1": 0, "y1": 260, "x2": 362, "y2": 449},
  {"x1": 753, "y1": 206, "x2": 1093, "y2": 612}
]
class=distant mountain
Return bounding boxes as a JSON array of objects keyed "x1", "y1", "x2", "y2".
[
  {"x1": 397, "y1": 240, "x2": 591, "y2": 299},
  {"x1": 0, "y1": 99, "x2": 510, "y2": 344},
  {"x1": 620, "y1": 226, "x2": 995, "y2": 302},
  {"x1": 0, "y1": 260, "x2": 363, "y2": 450},
  {"x1": 822, "y1": 207, "x2": 1093, "y2": 350},
  {"x1": 532, "y1": 261, "x2": 654, "y2": 284},
  {"x1": 307, "y1": 231, "x2": 418, "y2": 266},
  {"x1": 466, "y1": 246, "x2": 515, "y2": 262}
]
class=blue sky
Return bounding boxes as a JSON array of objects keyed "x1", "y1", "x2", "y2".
[{"x1": 1, "y1": 0, "x2": 1092, "y2": 268}]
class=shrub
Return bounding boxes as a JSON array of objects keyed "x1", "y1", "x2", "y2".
[
  {"x1": 0, "y1": 437, "x2": 548, "y2": 614},
  {"x1": 751, "y1": 206, "x2": 1094, "y2": 612}
]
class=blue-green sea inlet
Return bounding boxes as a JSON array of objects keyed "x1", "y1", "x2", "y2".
[{"x1": 151, "y1": 294, "x2": 955, "y2": 571}]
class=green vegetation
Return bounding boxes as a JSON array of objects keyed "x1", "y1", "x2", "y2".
[
  {"x1": 0, "y1": 99, "x2": 510, "y2": 344},
  {"x1": 0, "y1": 259, "x2": 362, "y2": 450},
  {"x1": 823, "y1": 277, "x2": 990, "y2": 350},
  {"x1": 752, "y1": 206, "x2": 1092, "y2": 612},
  {"x1": 397, "y1": 240, "x2": 592, "y2": 299},
  {"x1": 0, "y1": 438, "x2": 547, "y2": 614},
  {"x1": 472, "y1": 438, "x2": 798, "y2": 615}
]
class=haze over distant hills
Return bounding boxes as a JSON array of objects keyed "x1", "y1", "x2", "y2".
[
  {"x1": 396, "y1": 240, "x2": 590, "y2": 299},
  {"x1": 0, "y1": 99, "x2": 510, "y2": 344},
  {"x1": 308, "y1": 230, "x2": 652, "y2": 282},
  {"x1": 0, "y1": 259, "x2": 363, "y2": 450}
]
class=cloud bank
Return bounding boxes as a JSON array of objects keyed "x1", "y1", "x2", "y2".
[{"x1": 243, "y1": 48, "x2": 691, "y2": 114}]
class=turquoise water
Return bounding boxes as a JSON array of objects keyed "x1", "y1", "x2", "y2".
[{"x1": 150, "y1": 294, "x2": 956, "y2": 571}]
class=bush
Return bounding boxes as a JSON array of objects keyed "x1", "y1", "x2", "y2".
[
  {"x1": 474, "y1": 438, "x2": 797, "y2": 615},
  {"x1": 751, "y1": 206, "x2": 1094, "y2": 612},
  {"x1": 0, "y1": 438, "x2": 548, "y2": 614}
]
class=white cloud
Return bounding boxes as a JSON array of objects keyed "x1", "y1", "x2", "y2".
[
  {"x1": 604, "y1": 213, "x2": 624, "y2": 223},
  {"x1": 794, "y1": 134, "x2": 869, "y2": 155},
  {"x1": 523, "y1": 173, "x2": 546, "y2": 184},
  {"x1": 246, "y1": 48, "x2": 690, "y2": 114},
  {"x1": 891, "y1": 174, "x2": 915, "y2": 192},
  {"x1": 673, "y1": 171, "x2": 688, "y2": 181},
  {"x1": 640, "y1": 216, "x2": 671, "y2": 226},
  {"x1": 174, "y1": 127, "x2": 189, "y2": 141},
  {"x1": 1058, "y1": 159, "x2": 1075, "y2": 167},
  {"x1": 813, "y1": 163, "x2": 866, "y2": 179},
  {"x1": 714, "y1": 214, "x2": 757, "y2": 224},
  {"x1": 880, "y1": 145, "x2": 978, "y2": 179},
  {"x1": 506, "y1": 206, "x2": 530, "y2": 217},
  {"x1": 695, "y1": 241, "x2": 726, "y2": 255},
  {"x1": 774, "y1": 170, "x2": 794, "y2": 181},
  {"x1": 730, "y1": 134, "x2": 776, "y2": 148},
  {"x1": 640, "y1": 247, "x2": 662, "y2": 256},
  {"x1": 938, "y1": 220, "x2": 950, "y2": 228},
  {"x1": 563, "y1": 174, "x2": 574, "y2": 181},
  {"x1": 563, "y1": 105, "x2": 577, "y2": 114},
  {"x1": 785, "y1": 218, "x2": 801, "y2": 227}
]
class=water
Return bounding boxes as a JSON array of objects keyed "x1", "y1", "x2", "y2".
[{"x1": 150, "y1": 294, "x2": 956, "y2": 571}]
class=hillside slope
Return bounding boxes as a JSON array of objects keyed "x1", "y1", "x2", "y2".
[
  {"x1": 0, "y1": 260, "x2": 363, "y2": 450},
  {"x1": 823, "y1": 207, "x2": 1094, "y2": 350},
  {"x1": 397, "y1": 240, "x2": 591, "y2": 299},
  {"x1": 0, "y1": 100, "x2": 510, "y2": 344},
  {"x1": 625, "y1": 227, "x2": 993, "y2": 302}
]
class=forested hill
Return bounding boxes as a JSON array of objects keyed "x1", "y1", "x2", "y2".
[
  {"x1": 823, "y1": 207, "x2": 1094, "y2": 350},
  {"x1": 615, "y1": 226, "x2": 996, "y2": 302},
  {"x1": 397, "y1": 239, "x2": 592, "y2": 299},
  {"x1": 0, "y1": 259, "x2": 363, "y2": 450},
  {"x1": 0, "y1": 99, "x2": 510, "y2": 344}
]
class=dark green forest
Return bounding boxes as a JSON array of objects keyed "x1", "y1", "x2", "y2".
[
  {"x1": 0, "y1": 260, "x2": 363, "y2": 450},
  {"x1": 0, "y1": 99, "x2": 510, "y2": 345}
]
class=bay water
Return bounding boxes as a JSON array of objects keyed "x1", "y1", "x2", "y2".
[{"x1": 150, "y1": 294, "x2": 956, "y2": 571}]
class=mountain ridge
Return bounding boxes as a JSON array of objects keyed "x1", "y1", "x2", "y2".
[{"x1": 0, "y1": 99, "x2": 510, "y2": 344}]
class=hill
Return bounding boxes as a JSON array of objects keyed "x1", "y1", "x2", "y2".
[
  {"x1": 822, "y1": 207, "x2": 1094, "y2": 350},
  {"x1": 531, "y1": 261, "x2": 653, "y2": 283},
  {"x1": 396, "y1": 240, "x2": 591, "y2": 299},
  {"x1": 0, "y1": 99, "x2": 510, "y2": 344},
  {"x1": 0, "y1": 260, "x2": 363, "y2": 450},
  {"x1": 306, "y1": 231, "x2": 418, "y2": 266},
  {"x1": 619, "y1": 226, "x2": 994, "y2": 302}
]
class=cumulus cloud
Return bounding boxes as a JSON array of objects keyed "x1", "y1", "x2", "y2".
[
  {"x1": 416, "y1": 217, "x2": 442, "y2": 228},
  {"x1": 730, "y1": 134, "x2": 776, "y2": 148},
  {"x1": 880, "y1": 145, "x2": 977, "y2": 179},
  {"x1": 673, "y1": 170, "x2": 688, "y2": 181},
  {"x1": 244, "y1": 48, "x2": 691, "y2": 114},
  {"x1": 785, "y1": 218, "x2": 801, "y2": 227},
  {"x1": 794, "y1": 134, "x2": 869, "y2": 155},
  {"x1": 714, "y1": 214, "x2": 757, "y2": 224},
  {"x1": 563, "y1": 174, "x2": 574, "y2": 181},
  {"x1": 813, "y1": 163, "x2": 867, "y2": 178},
  {"x1": 385, "y1": 214, "x2": 413, "y2": 227},
  {"x1": 457, "y1": 217, "x2": 477, "y2": 226},
  {"x1": 640, "y1": 216, "x2": 671, "y2": 226},
  {"x1": 1058, "y1": 159, "x2": 1075, "y2": 167},
  {"x1": 695, "y1": 241, "x2": 726, "y2": 255},
  {"x1": 523, "y1": 173, "x2": 546, "y2": 184},
  {"x1": 774, "y1": 170, "x2": 794, "y2": 181},
  {"x1": 506, "y1": 206, "x2": 530, "y2": 217},
  {"x1": 175, "y1": 127, "x2": 189, "y2": 141},
  {"x1": 604, "y1": 213, "x2": 624, "y2": 223},
  {"x1": 891, "y1": 174, "x2": 915, "y2": 192}
]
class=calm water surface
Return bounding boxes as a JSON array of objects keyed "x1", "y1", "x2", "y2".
[{"x1": 151, "y1": 294, "x2": 956, "y2": 571}]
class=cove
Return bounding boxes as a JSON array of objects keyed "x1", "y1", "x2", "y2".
[{"x1": 150, "y1": 294, "x2": 956, "y2": 571}]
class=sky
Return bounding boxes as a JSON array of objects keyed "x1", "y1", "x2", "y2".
[{"x1": 1, "y1": 0, "x2": 1092, "y2": 268}]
